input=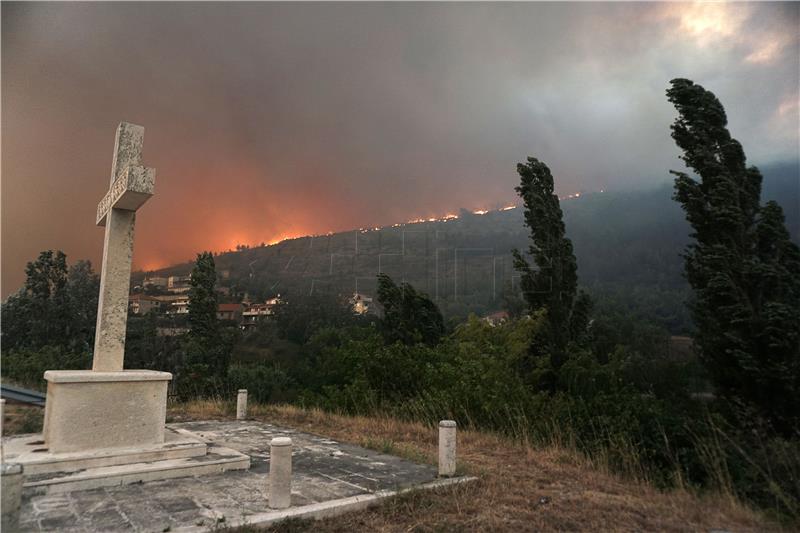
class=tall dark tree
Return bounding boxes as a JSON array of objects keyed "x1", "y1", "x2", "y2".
[
  {"x1": 376, "y1": 273, "x2": 444, "y2": 346},
  {"x1": 2, "y1": 250, "x2": 73, "y2": 351},
  {"x1": 188, "y1": 252, "x2": 219, "y2": 341},
  {"x1": 667, "y1": 78, "x2": 800, "y2": 434},
  {"x1": 183, "y1": 252, "x2": 232, "y2": 392},
  {"x1": 2, "y1": 252, "x2": 98, "y2": 386},
  {"x1": 512, "y1": 158, "x2": 592, "y2": 368}
]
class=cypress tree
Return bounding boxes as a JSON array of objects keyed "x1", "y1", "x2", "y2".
[
  {"x1": 188, "y1": 252, "x2": 219, "y2": 342},
  {"x1": 667, "y1": 78, "x2": 800, "y2": 434},
  {"x1": 184, "y1": 251, "x2": 231, "y2": 391},
  {"x1": 512, "y1": 157, "x2": 592, "y2": 369}
]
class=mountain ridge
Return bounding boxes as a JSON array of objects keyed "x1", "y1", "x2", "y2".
[{"x1": 136, "y1": 161, "x2": 798, "y2": 331}]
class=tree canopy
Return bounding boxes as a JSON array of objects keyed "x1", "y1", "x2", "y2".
[
  {"x1": 376, "y1": 273, "x2": 444, "y2": 346},
  {"x1": 667, "y1": 78, "x2": 800, "y2": 435},
  {"x1": 1, "y1": 251, "x2": 98, "y2": 354},
  {"x1": 512, "y1": 157, "x2": 592, "y2": 368}
]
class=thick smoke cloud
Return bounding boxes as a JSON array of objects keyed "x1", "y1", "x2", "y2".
[{"x1": 2, "y1": 2, "x2": 798, "y2": 295}]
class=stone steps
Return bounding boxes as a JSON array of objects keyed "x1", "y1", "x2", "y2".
[
  {"x1": 3, "y1": 429, "x2": 208, "y2": 475},
  {"x1": 23, "y1": 445, "x2": 250, "y2": 495},
  {"x1": 3, "y1": 427, "x2": 251, "y2": 495}
]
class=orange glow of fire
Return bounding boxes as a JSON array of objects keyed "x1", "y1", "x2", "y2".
[{"x1": 134, "y1": 194, "x2": 604, "y2": 274}]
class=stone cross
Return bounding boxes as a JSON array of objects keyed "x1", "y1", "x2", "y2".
[{"x1": 92, "y1": 122, "x2": 155, "y2": 372}]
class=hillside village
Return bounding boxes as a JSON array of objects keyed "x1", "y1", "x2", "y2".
[{"x1": 129, "y1": 273, "x2": 375, "y2": 332}]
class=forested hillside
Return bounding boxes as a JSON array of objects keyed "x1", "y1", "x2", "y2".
[{"x1": 140, "y1": 161, "x2": 797, "y2": 333}]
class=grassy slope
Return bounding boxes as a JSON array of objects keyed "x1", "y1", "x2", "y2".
[{"x1": 168, "y1": 401, "x2": 777, "y2": 532}]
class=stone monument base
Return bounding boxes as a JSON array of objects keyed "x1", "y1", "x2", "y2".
[{"x1": 43, "y1": 370, "x2": 171, "y2": 453}]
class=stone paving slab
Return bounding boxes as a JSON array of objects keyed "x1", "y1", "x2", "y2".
[{"x1": 18, "y1": 420, "x2": 462, "y2": 531}]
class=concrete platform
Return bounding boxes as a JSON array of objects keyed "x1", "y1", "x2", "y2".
[{"x1": 16, "y1": 420, "x2": 474, "y2": 532}]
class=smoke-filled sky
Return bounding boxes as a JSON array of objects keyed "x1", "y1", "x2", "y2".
[{"x1": 2, "y1": 2, "x2": 798, "y2": 296}]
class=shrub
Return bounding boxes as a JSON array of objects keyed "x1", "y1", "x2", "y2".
[{"x1": 2, "y1": 346, "x2": 90, "y2": 390}]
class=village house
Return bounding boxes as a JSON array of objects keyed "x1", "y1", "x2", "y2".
[
  {"x1": 171, "y1": 295, "x2": 190, "y2": 314},
  {"x1": 241, "y1": 303, "x2": 271, "y2": 328},
  {"x1": 143, "y1": 276, "x2": 168, "y2": 289},
  {"x1": 128, "y1": 293, "x2": 188, "y2": 315},
  {"x1": 128, "y1": 293, "x2": 284, "y2": 326},
  {"x1": 482, "y1": 310, "x2": 509, "y2": 326},
  {"x1": 167, "y1": 275, "x2": 191, "y2": 293},
  {"x1": 141, "y1": 293, "x2": 191, "y2": 314},
  {"x1": 350, "y1": 292, "x2": 373, "y2": 315},
  {"x1": 128, "y1": 294, "x2": 163, "y2": 315},
  {"x1": 241, "y1": 296, "x2": 281, "y2": 329},
  {"x1": 217, "y1": 302, "x2": 244, "y2": 322}
]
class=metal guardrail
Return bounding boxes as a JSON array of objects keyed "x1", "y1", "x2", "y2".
[{"x1": 0, "y1": 384, "x2": 46, "y2": 406}]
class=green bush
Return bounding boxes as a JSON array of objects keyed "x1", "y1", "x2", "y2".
[
  {"x1": 284, "y1": 311, "x2": 797, "y2": 521},
  {"x1": 227, "y1": 363, "x2": 291, "y2": 404},
  {"x1": 2, "y1": 346, "x2": 90, "y2": 390}
]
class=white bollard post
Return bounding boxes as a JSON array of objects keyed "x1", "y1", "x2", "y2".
[
  {"x1": 236, "y1": 389, "x2": 248, "y2": 420},
  {"x1": 1, "y1": 463, "x2": 24, "y2": 532},
  {"x1": 0, "y1": 399, "x2": 4, "y2": 462},
  {"x1": 269, "y1": 437, "x2": 292, "y2": 509},
  {"x1": 438, "y1": 420, "x2": 457, "y2": 477}
]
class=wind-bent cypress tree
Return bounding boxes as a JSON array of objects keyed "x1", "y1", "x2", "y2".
[
  {"x1": 512, "y1": 157, "x2": 592, "y2": 369},
  {"x1": 667, "y1": 78, "x2": 800, "y2": 434}
]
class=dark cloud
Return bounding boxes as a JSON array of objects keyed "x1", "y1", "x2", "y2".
[{"x1": 2, "y1": 2, "x2": 798, "y2": 295}]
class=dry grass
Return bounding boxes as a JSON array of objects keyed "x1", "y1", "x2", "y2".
[{"x1": 170, "y1": 400, "x2": 780, "y2": 532}]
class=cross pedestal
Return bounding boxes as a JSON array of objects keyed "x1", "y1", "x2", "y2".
[{"x1": 39, "y1": 122, "x2": 173, "y2": 454}]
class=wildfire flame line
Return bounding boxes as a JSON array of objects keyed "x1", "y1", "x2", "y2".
[{"x1": 232, "y1": 189, "x2": 603, "y2": 250}]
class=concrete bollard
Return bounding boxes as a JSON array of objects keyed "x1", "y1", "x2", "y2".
[
  {"x1": 438, "y1": 420, "x2": 457, "y2": 477},
  {"x1": 1, "y1": 399, "x2": 5, "y2": 461},
  {"x1": 1, "y1": 463, "x2": 24, "y2": 532},
  {"x1": 236, "y1": 389, "x2": 248, "y2": 420},
  {"x1": 269, "y1": 437, "x2": 292, "y2": 509}
]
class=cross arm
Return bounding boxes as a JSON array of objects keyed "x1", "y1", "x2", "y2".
[{"x1": 96, "y1": 166, "x2": 156, "y2": 226}]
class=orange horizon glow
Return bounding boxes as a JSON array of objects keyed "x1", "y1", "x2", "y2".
[
  {"x1": 131, "y1": 192, "x2": 611, "y2": 273},
  {"x1": 132, "y1": 198, "x2": 601, "y2": 273},
  {"x1": 126, "y1": 187, "x2": 617, "y2": 274}
]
